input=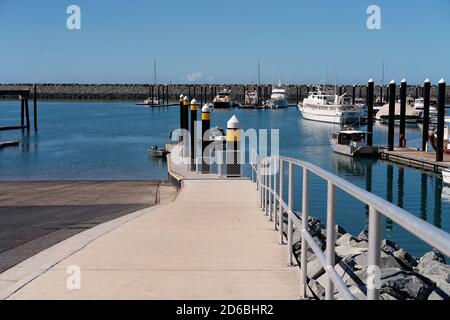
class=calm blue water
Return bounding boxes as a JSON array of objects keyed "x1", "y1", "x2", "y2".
[{"x1": 0, "y1": 100, "x2": 449, "y2": 256}]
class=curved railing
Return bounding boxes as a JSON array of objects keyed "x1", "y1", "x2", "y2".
[{"x1": 249, "y1": 151, "x2": 450, "y2": 300}]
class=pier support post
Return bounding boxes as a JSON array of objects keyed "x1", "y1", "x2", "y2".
[
  {"x1": 352, "y1": 85, "x2": 356, "y2": 105},
  {"x1": 190, "y1": 99, "x2": 199, "y2": 171},
  {"x1": 33, "y1": 84, "x2": 38, "y2": 130},
  {"x1": 20, "y1": 97, "x2": 25, "y2": 127},
  {"x1": 201, "y1": 104, "x2": 211, "y2": 174},
  {"x1": 225, "y1": 115, "x2": 242, "y2": 177},
  {"x1": 399, "y1": 79, "x2": 407, "y2": 147},
  {"x1": 367, "y1": 79, "x2": 374, "y2": 146},
  {"x1": 422, "y1": 80, "x2": 431, "y2": 151},
  {"x1": 436, "y1": 79, "x2": 446, "y2": 162},
  {"x1": 338, "y1": 85, "x2": 342, "y2": 96},
  {"x1": 388, "y1": 80, "x2": 396, "y2": 151},
  {"x1": 25, "y1": 98, "x2": 30, "y2": 130},
  {"x1": 380, "y1": 85, "x2": 383, "y2": 103}
]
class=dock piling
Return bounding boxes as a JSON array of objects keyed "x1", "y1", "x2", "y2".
[
  {"x1": 352, "y1": 85, "x2": 356, "y2": 105},
  {"x1": 201, "y1": 104, "x2": 211, "y2": 174},
  {"x1": 399, "y1": 79, "x2": 407, "y2": 147},
  {"x1": 436, "y1": 79, "x2": 446, "y2": 162},
  {"x1": 33, "y1": 84, "x2": 38, "y2": 130},
  {"x1": 179, "y1": 94, "x2": 185, "y2": 136},
  {"x1": 388, "y1": 80, "x2": 396, "y2": 151},
  {"x1": 422, "y1": 79, "x2": 431, "y2": 151},
  {"x1": 225, "y1": 115, "x2": 242, "y2": 177},
  {"x1": 24, "y1": 98, "x2": 30, "y2": 130},
  {"x1": 20, "y1": 97, "x2": 24, "y2": 127},
  {"x1": 190, "y1": 99, "x2": 199, "y2": 171},
  {"x1": 367, "y1": 79, "x2": 374, "y2": 146}
]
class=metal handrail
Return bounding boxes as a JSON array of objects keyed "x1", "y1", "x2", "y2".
[{"x1": 249, "y1": 151, "x2": 450, "y2": 300}]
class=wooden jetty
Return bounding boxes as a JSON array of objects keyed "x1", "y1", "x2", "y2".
[
  {"x1": 0, "y1": 86, "x2": 38, "y2": 130},
  {"x1": 380, "y1": 147, "x2": 450, "y2": 173}
]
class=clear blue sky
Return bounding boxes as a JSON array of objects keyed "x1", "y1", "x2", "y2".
[{"x1": 0, "y1": 0, "x2": 449, "y2": 84}]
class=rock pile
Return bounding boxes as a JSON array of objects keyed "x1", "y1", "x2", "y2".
[{"x1": 282, "y1": 213, "x2": 450, "y2": 300}]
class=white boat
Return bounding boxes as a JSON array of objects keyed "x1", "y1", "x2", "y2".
[
  {"x1": 268, "y1": 81, "x2": 288, "y2": 109},
  {"x1": 298, "y1": 89, "x2": 362, "y2": 124},
  {"x1": 213, "y1": 89, "x2": 234, "y2": 109},
  {"x1": 375, "y1": 100, "x2": 421, "y2": 124},
  {"x1": 443, "y1": 169, "x2": 450, "y2": 185},
  {"x1": 330, "y1": 128, "x2": 379, "y2": 157},
  {"x1": 137, "y1": 97, "x2": 159, "y2": 106},
  {"x1": 242, "y1": 87, "x2": 260, "y2": 108},
  {"x1": 413, "y1": 97, "x2": 438, "y2": 118}
]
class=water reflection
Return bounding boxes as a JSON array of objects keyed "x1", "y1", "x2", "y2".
[
  {"x1": 420, "y1": 173, "x2": 428, "y2": 221},
  {"x1": 434, "y1": 178, "x2": 442, "y2": 229},
  {"x1": 385, "y1": 165, "x2": 394, "y2": 238}
]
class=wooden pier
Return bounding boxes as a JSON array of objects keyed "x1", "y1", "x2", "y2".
[{"x1": 380, "y1": 147, "x2": 450, "y2": 173}]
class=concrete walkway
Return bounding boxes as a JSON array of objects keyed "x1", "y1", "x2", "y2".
[{"x1": 4, "y1": 162, "x2": 299, "y2": 299}]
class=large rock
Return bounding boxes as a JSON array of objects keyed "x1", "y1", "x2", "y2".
[
  {"x1": 418, "y1": 251, "x2": 446, "y2": 266},
  {"x1": 358, "y1": 229, "x2": 369, "y2": 242},
  {"x1": 381, "y1": 270, "x2": 436, "y2": 300},
  {"x1": 335, "y1": 245, "x2": 368, "y2": 259},
  {"x1": 381, "y1": 239, "x2": 400, "y2": 254},
  {"x1": 307, "y1": 258, "x2": 325, "y2": 280},
  {"x1": 334, "y1": 285, "x2": 366, "y2": 300},
  {"x1": 308, "y1": 279, "x2": 325, "y2": 299},
  {"x1": 336, "y1": 233, "x2": 368, "y2": 248},
  {"x1": 417, "y1": 260, "x2": 450, "y2": 281},
  {"x1": 353, "y1": 251, "x2": 403, "y2": 269},
  {"x1": 426, "y1": 275, "x2": 450, "y2": 300},
  {"x1": 393, "y1": 249, "x2": 418, "y2": 271}
]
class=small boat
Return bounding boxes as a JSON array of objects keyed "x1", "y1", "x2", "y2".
[
  {"x1": 243, "y1": 87, "x2": 259, "y2": 107},
  {"x1": 137, "y1": 97, "x2": 159, "y2": 106},
  {"x1": 213, "y1": 89, "x2": 234, "y2": 109},
  {"x1": 330, "y1": 128, "x2": 379, "y2": 157},
  {"x1": 148, "y1": 145, "x2": 169, "y2": 158},
  {"x1": 443, "y1": 169, "x2": 450, "y2": 185},
  {"x1": 428, "y1": 117, "x2": 450, "y2": 154},
  {"x1": 413, "y1": 97, "x2": 438, "y2": 119},
  {"x1": 268, "y1": 81, "x2": 289, "y2": 109}
]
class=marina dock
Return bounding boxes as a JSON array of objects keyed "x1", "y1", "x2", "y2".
[
  {"x1": 1, "y1": 159, "x2": 299, "y2": 300},
  {"x1": 380, "y1": 147, "x2": 450, "y2": 172}
]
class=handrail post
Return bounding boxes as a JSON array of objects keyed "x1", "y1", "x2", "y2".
[
  {"x1": 367, "y1": 207, "x2": 381, "y2": 300},
  {"x1": 300, "y1": 167, "x2": 309, "y2": 298},
  {"x1": 261, "y1": 162, "x2": 266, "y2": 211},
  {"x1": 270, "y1": 158, "x2": 277, "y2": 221},
  {"x1": 325, "y1": 181, "x2": 336, "y2": 300},
  {"x1": 265, "y1": 163, "x2": 269, "y2": 215},
  {"x1": 279, "y1": 160, "x2": 284, "y2": 244},
  {"x1": 268, "y1": 158, "x2": 273, "y2": 220},
  {"x1": 287, "y1": 162, "x2": 294, "y2": 266},
  {"x1": 273, "y1": 158, "x2": 281, "y2": 231}
]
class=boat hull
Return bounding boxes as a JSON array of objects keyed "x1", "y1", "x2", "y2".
[
  {"x1": 331, "y1": 141, "x2": 379, "y2": 157},
  {"x1": 443, "y1": 170, "x2": 450, "y2": 185},
  {"x1": 213, "y1": 101, "x2": 234, "y2": 109},
  {"x1": 299, "y1": 105, "x2": 361, "y2": 124}
]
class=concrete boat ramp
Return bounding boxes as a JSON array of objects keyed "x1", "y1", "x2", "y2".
[{"x1": 0, "y1": 158, "x2": 299, "y2": 300}]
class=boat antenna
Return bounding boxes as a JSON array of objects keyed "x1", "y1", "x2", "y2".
[
  {"x1": 381, "y1": 59, "x2": 384, "y2": 87},
  {"x1": 334, "y1": 68, "x2": 338, "y2": 96}
]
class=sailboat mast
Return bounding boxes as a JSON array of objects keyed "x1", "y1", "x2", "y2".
[
  {"x1": 257, "y1": 59, "x2": 261, "y2": 86},
  {"x1": 154, "y1": 60, "x2": 157, "y2": 85}
]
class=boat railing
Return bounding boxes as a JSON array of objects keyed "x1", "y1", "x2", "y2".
[{"x1": 249, "y1": 150, "x2": 450, "y2": 300}]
